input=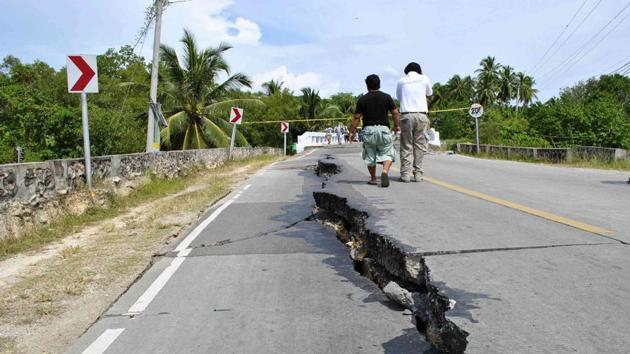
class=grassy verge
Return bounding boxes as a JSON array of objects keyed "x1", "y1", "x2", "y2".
[
  {"x1": 0, "y1": 154, "x2": 280, "y2": 353},
  {"x1": 459, "y1": 151, "x2": 630, "y2": 171},
  {"x1": 0, "y1": 154, "x2": 279, "y2": 261}
]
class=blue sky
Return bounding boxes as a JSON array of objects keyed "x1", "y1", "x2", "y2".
[{"x1": 1, "y1": 0, "x2": 629, "y2": 100}]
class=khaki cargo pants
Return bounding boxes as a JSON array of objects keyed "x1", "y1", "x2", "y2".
[{"x1": 400, "y1": 112, "x2": 429, "y2": 177}]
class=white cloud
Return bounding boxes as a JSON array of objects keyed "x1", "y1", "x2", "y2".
[
  {"x1": 230, "y1": 17, "x2": 262, "y2": 44},
  {"x1": 252, "y1": 66, "x2": 341, "y2": 97},
  {"x1": 163, "y1": 0, "x2": 261, "y2": 46}
]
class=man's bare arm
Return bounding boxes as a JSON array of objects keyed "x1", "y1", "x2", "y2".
[
  {"x1": 391, "y1": 108, "x2": 400, "y2": 132},
  {"x1": 349, "y1": 113, "x2": 362, "y2": 142}
]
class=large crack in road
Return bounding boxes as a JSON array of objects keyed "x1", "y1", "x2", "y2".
[{"x1": 313, "y1": 159, "x2": 469, "y2": 354}]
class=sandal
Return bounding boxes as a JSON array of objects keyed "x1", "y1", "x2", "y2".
[
  {"x1": 381, "y1": 172, "x2": 390, "y2": 187},
  {"x1": 367, "y1": 180, "x2": 378, "y2": 185}
]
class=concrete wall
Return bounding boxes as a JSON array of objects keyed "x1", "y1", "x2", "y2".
[
  {"x1": 0, "y1": 147, "x2": 280, "y2": 240},
  {"x1": 457, "y1": 143, "x2": 629, "y2": 163}
]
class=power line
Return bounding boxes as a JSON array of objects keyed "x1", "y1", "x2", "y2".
[
  {"x1": 531, "y1": 0, "x2": 603, "y2": 77},
  {"x1": 549, "y1": 6, "x2": 630, "y2": 81},
  {"x1": 540, "y1": 1, "x2": 630, "y2": 87},
  {"x1": 529, "y1": 0, "x2": 589, "y2": 75},
  {"x1": 613, "y1": 62, "x2": 630, "y2": 74},
  {"x1": 605, "y1": 54, "x2": 630, "y2": 73}
]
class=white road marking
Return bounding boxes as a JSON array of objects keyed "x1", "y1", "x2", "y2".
[
  {"x1": 82, "y1": 328, "x2": 125, "y2": 354},
  {"x1": 174, "y1": 198, "x2": 235, "y2": 253},
  {"x1": 126, "y1": 185, "x2": 250, "y2": 314},
  {"x1": 127, "y1": 248, "x2": 191, "y2": 314}
]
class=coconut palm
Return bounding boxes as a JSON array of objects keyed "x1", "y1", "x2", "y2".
[
  {"x1": 261, "y1": 80, "x2": 284, "y2": 96},
  {"x1": 329, "y1": 92, "x2": 357, "y2": 115},
  {"x1": 515, "y1": 72, "x2": 538, "y2": 107},
  {"x1": 446, "y1": 75, "x2": 474, "y2": 102},
  {"x1": 497, "y1": 65, "x2": 517, "y2": 105},
  {"x1": 474, "y1": 56, "x2": 501, "y2": 106},
  {"x1": 299, "y1": 87, "x2": 322, "y2": 119},
  {"x1": 159, "y1": 30, "x2": 261, "y2": 150},
  {"x1": 430, "y1": 82, "x2": 444, "y2": 108}
]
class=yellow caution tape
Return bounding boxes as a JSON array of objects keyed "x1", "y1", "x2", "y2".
[{"x1": 242, "y1": 107, "x2": 471, "y2": 125}]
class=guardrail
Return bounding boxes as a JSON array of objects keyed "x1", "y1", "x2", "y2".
[{"x1": 457, "y1": 143, "x2": 629, "y2": 162}]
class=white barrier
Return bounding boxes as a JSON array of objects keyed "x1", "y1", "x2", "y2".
[
  {"x1": 428, "y1": 128, "x2": 441, "y2": 148},
  {"x1": 296, "y1": 132, "x2": 342, "y2": 152},
  {"x1": 296, "y1": 129, "x2": 441, "y2": 153}
]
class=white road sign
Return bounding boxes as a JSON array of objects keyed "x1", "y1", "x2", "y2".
[
  {"x1": 281, "y1": 121, "x2": 289, "y2": 133},
  {"x1": 229, "y1": 107, "x2": 243, "y2": 125},
  {"x1": 469, "y1": 103, "x2": 484, "y2": 119},
  {"x1": 67, "y1": 55, "x2": 99, "y2": 93}
]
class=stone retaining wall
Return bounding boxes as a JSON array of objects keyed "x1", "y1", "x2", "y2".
[
  {"x1": 457, "y1": 143, "x2": 628, "y2": 162},
  {"x1": 0, "y1": 147, "x2": 280, "y2": 240}
]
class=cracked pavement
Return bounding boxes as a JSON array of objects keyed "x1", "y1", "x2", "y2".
[
  {"x1": 66, "y1": 146, "x2": 630, "y2": 354},
  {"x1": 315, "y1": 145, "x2": 630, "y2": 354},
  {"x1": 66, "y1": 151, "x2": 432, "y2": 354}
]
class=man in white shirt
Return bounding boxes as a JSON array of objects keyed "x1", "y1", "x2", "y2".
[{"x1": 396, "y1": 62, "x2": 433, "y2": 182}]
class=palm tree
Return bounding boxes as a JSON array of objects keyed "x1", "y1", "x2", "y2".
[
  {"x1": 515, "y1": 72, "x2": 538, "y2": 108},
  {"x1": 159, "y1": 30, "x2": 261, "y2": 150},
  {"x1": 446, "y1": 75, "x2": 474, "y2": 102},
  {"x1": 299, "y1": 87, "x2": 321, "y2": 119},
  {"x1": 261, "y1": 80, "x2": 284, "y2": 96},
  {"x1": 474, "y1": 56, "x2": 501, "y2": 106},
  {"x1": 329, "y1": 92, "x2": 357, "y2": 115},
  {"x1": 319, "y1": 104, "x2": 344, "y2": 118},
  {"x1": 497, "y1": 65, "x2": 517, "y2": 105},
  {"x1": 430, "y1": 83, "x2": 444, "y2": 108}
]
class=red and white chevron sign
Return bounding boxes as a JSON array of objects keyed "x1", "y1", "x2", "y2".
[
  {"x1": 281, "y1": 121, "x2": 289, "y2": 133},
  {"x1": 230, "y1": 107, "x2": 243, "y2": 124},
  {"x1": 67, "y1": 55, "x2": 98, "y2": 93}
]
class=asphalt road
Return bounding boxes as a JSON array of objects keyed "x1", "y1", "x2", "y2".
[
  {"x1": 317, "y1": 146, "x2": 630, "y2": 354},
  {"x1": 67, "y1": 151, "x2": 431, "y2": 354},
  {"x1": 67, "y1": 147, "x2": 630, "y2": 354}
]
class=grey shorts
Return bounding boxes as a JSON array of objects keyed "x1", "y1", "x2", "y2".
[{"x1": 362, "y1": 125, "x2": 396, "y2": 166}]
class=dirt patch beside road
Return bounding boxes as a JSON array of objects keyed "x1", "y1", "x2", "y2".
[{"x1": 0, "y1": 156, "x2": 279, "y2": 354}]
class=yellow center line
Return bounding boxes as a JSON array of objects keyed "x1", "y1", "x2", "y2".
[{"x1": 389, "y1": 167, "x2": 613, "y2": 236}]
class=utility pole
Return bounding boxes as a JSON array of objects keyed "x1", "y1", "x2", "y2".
[
  {"x1": 516, "y1": 82, "x2": 521, "y2": 114},
  {"x1": 146, "y1": 0, "x2": 164, "y2": 152}
]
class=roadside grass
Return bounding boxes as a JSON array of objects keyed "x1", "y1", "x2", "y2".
[
  {"x1": 0, "y1": 337, "x2": 17, "y2": 354},
  {"x1": 0, "y1": 154, "x2": 279, "y2": 261},
  {"x1": 459, "y1": 152, "x2": 630, "y2": 171},
  {"x1": 0, "y1": 154, "x2": 280, "y2": 352},
  {"x1": 441, "y1": 139, "x2": 473, "y2": 151}
]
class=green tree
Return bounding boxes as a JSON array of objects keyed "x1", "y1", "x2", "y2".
[
  {"x1": 328, "y1": 92, "x2": 357, "y2": 115},
  {"x1": 159, "y1": 30, "x2": 257, "y2": 150},
  {"x1": 497, "y1": 65, "x2": 516, "y2": 105},
  {"x1": 515, "y1": 72, "x2": 538, "y2": 107},
  {"x1": 446, "y1": 75, "x2": 474, "y2": 102},
  {"x1": 261, "y1": 80, "x2": 284, "y2": 96},
  {"x1": 430, "y1": 82, "x2": 445, "y2": 108},
  {"x1": 299, "y1": 87, "x2": 321, "y2": 119},
  {"x1": 474, "y1": 56, "x2": 501, "y2": 106}
]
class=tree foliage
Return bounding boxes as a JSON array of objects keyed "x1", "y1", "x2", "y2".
[
  {"x1": 2, "y1": 47, "x2": 629, "y2": 164},
  {"x1": 0, "y1": 47, "x2": 148, "y2": 163},
  {"x1": 159, "y1": 30, "x2": 256, "y2": 150}
]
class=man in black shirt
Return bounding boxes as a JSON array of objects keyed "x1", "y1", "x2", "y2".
[{"x1": 349, "y1": 74, "x2": 400, "y2": 187}]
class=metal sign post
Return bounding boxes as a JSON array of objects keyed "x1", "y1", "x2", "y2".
[
  {"x1": 67, "y1": 55, "x2": 98, "y2": 189},
  {"x1": 281, "y1": 121, "x2": 289, "y2": 156},
  {"x1": 80, "y1": 92, "x2": 93, "y2": 189},
  {"x1": 469, "y1": 104, "x2": 484, "y2": 154},
  {"x1": 228, "y1": 107, "x2": 244, "y2": 159},
  {"x1": 15, "y1": 147, "x2": 23, "y2": 163}
]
